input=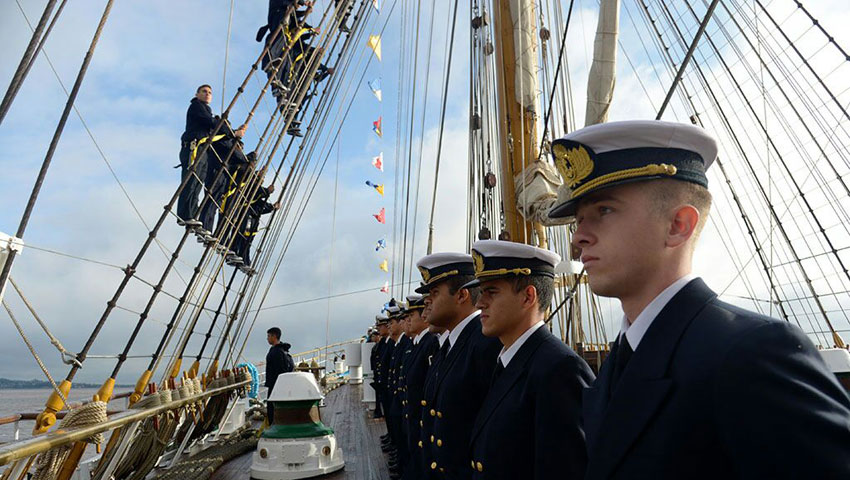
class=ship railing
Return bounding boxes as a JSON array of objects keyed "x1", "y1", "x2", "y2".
[
  {"x1": 0, "y1": 377, "x2": 250, "y2": 477},
  {"x1": 0, "y1": 390, "x2": 134, "y2": 443}
]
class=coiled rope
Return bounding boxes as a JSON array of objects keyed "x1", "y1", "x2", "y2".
[
  {"x1": 30, "y1": 400, "x2": 108, "y2": 480},
  {"x1": 236, "y1": 362, "x2": 259, "y2": 398},
  {"x1": 150, "y1": 428, "x2": 258, "y2": 480}
]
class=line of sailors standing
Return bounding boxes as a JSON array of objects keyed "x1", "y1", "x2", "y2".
[
  {"x1": 365, "y1": 120, "x2": 850, "y2": 479},
  {"x1": 370, "y1": 243, "x2": 594, "y2": 480}
]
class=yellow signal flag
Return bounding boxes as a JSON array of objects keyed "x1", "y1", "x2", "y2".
[
  {"x1": 379, "y1": 259, "x2": 389, "y2": 272},
  {"x1": 368, "y1": 34, "x2": 382, "y2": 61},
  {"x1": 376, "y1": 184, "x2": 384, "y2": 196}
]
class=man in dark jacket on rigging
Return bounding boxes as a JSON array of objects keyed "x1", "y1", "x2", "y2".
[
  {"x1": 265, "y1": 327, "x2": 294, "y2": 422},
  {"x1": 197, "y1": 121, "x2": 249, "y2": 240},
  {"x1": 226, "y1": 168, "x2": 280, "y2": 273},
  {"x1": 178, "y1": 84, "x2": 216, "y2": 227}
]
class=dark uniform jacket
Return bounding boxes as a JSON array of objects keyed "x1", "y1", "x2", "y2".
[
  {"x1": 378, "y1": 337, "x2": 396, "y2": 412},
  {"x1": 372, "y1": 337, "x2": 387, "y2": 389},
  {"x1": 404, "y1": 332, "x2": 439, "y2": 441},
  {"x1": 265, "y1": 342, "x2": 292, "y2": 394},
  {"x1": 388, "y1": 335, "x2": 412, "y2": 417},
  {"x1": 181, "y1": 97, "x2": 216, "y2": 144},
  {"x1": 242, "y1": 186, "x2": 275, "y2": 233},
  {"x1": 583, "y1": 278, "x2": 850, "y2": 479},
  {"x1": 423, "y1": 315, "x2": 501, "y2": 479},
  {"x1": 369, "y1": 339, "x2": 379, "y2": 371},
  {"x1": 403, "y1": 331, "x2": 439, "y2": 479},
  {"x1": 469, "y1": 325, "x2": 595, "y2": 479},
  {"x1": 420, "y1": 336, "x2": 448, "y2": 475}
]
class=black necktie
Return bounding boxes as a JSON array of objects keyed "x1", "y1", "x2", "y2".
[
  {"x1": 611, "y1": 336, "x2": 634, "y2": 389},
  {"x1": 491, "y1": 359, "x2": 505, "y2": 386},
  {"x1": 437, "y1": 339, "x2": 450, "y2": 363}
]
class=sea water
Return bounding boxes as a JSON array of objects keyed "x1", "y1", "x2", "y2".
[{"x1": 0, "y1": 388, "x2": 124, "y2": 444}]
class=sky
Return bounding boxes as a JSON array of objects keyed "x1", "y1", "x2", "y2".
[{"x1": 1, "y1": 0, "x2": 850, "y2": 386}]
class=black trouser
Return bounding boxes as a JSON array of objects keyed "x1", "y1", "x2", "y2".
[
  {"x1": 199, "y1": 163, "x2": 228, "y2": 234},
  {"x1": 233, "y1": 231, "x2": 254, "y2": 265},
  {"x1": 177, "y1": 144, "x2": 207, "y2": 221},
  {"x1": 381, "y1": 387, "x2": 393, "y2": 422},
  {"x1": 266, "y1": 401, "x2": 275, "y2": 424},
  {"x1": 389, "y1": 413, "x2": 408, "y2": 471},
  {"x1": 374, "y1": 384, "x2": 384, "y2": 416},
  {"x1": 335, "y1": 0, "x2": 351, "y2": 27}
]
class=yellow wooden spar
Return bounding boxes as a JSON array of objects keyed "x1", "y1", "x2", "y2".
[{"x1": 491, "y1": 0, "x2": 541, "y2": 246}]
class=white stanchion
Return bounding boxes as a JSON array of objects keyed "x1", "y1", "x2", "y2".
[{"x1": 361, "y1": 342, "x2": 376, "y2": 404}]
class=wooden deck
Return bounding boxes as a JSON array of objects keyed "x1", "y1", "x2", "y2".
[{"x1": 211, "y1": 383, "x2": 391, "y2": 480}]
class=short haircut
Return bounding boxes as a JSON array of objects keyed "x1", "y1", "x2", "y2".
[
  {"x1": 446, "y1": 274, "x2": 481, "y2": 304},
  {"x1": 197, "y1": 84, "x2": 212, "y2": 93},
  {"x1": 267, "y1": 327, "x2": 282, "y2": 339},
  {"x1": 512, "y1": 275, "x2": 554, "y2": 312},
  {"x1": 646, "y1": 179, "x2": 712, "y2": 242}
]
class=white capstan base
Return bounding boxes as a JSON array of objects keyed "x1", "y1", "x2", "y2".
[{"x1": 250, "y1": 435, "x2": 345, "y2": 480}]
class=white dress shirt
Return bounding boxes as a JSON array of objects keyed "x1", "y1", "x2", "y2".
[
  {"x1": 498, "y1": 321, "x2": 545, "y2": 367},
  {"x1": 437, "y1": 331, "x2": 448, "y2": 347},
  {"x1": 414, "y1": 329, "x2": 428, "y2": 345},
  {"x1": 620, "y1": 274, "x2": 698, "y2": 350},
  {"x1": 447, "y1": 310, "x2": 481, "y2": 352}
]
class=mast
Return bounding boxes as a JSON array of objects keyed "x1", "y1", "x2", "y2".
[{"x1": 492, "y1": 0, "x2": 541, "y2": 245}]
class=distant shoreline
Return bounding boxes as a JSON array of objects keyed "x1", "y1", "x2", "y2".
[{"x1": 0, "y1": 378, "x2": 130, "y2": 389}]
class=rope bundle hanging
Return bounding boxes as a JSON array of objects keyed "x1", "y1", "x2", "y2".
[
  {"x1": 91, "y1": 389, "x2": 179, "y2": 480},
  {"x1": 30, "y1": 400, "x2": 108, "y2": 480}
]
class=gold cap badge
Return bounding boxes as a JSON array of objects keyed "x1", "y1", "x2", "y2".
[
  {"x1": 418, "y1": 266, "x2": 432, "y2": 283},
  {"x1": 471, "y1": 250, "x2": 485, "y2": 275},
  {"x1": 553, "y1": 143, "x2": 594, "y2": 188}
]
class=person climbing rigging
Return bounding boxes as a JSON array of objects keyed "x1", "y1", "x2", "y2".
[
  {"x1": 196, "y1": 120, "x2": 249, "y2": 243},
  {"x1": 227, "y1": 175, "x2": 280, "y2": 274},
  {"x1": 335, "y1": 0, "x2": 353, "y2": 33},
  {"x1": 177, "y1": 84, "x2": 216, "y2": 227},
  {"x1": 258, "y1": 1, "x2": 314, "y2": 95}
]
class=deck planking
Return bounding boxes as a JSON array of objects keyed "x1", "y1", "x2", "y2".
[{"x1": 210, "y1": 383, "x2": 390, "y2": 480}]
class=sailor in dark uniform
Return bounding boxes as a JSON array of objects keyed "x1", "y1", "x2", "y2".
[
  {"x1": 178, "y1": 85, "x2": 216, "y2": 228},
  {"x1": 546, "y1": 120, "x2": 850, "y2": 479},
  {"x1": 369, "y1": 319, "x2": 384, "y2": 416},
  {"x1": 373, "y1": 315, "x2": 389, "y2": 419},
  {"x1": 399, "y1": 294, "x2": 439, "y2": 479},
  {"x1": 386, "y1": 306, "x2": 412, "y2": 479},
  {"x1": 418, "y1": 294, "x2": 446, "y2": 477},
  {"x1": 415, "y1": 253, "x2": 502, "y2": 479},
  {"x1": 464, "y1": 240, "x2": 595, "y2": 479}
]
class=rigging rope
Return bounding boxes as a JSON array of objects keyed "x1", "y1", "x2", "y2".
[
  {"x1": 0, "y1": 0, "x2": 117, "y2": 354},
  {"x1": 7, "y1": 277, "x2": 79, "y2": 367},
  {"x1": 226, "y1": 0, "x2": 398, "y2": 366},
  {"x1": 0, "y1": 0, "x2": 61, "y2": 125},
  {"x1": 221, "y1": 0, "x2": 235, "y2": 113},
  {"x1": 426, "y1": 0, "x2": 461, "y2": 254},
  {"x1": 536, "y1": 0, "x2": 575, "y2": 160},
  {"x1": 3, "y1": 300, "x2": 67, "y2": 406},
  {"x1": 662, "y1": 0, "x2": 846, "y2": 339}
]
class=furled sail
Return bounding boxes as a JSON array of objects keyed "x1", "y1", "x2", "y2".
[
  {"x1": 509, "y1": 0, "x2": 540, "y2": 115},
  {"x1": 521, "y1": 0, "x2": 622, "y2": 226},
  {"x1": 585, "y1": 0, "x2": 619, "y2": 126}
]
